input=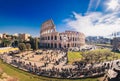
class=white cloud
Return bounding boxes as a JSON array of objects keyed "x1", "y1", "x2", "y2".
[
  {"x1": 106, "y1": 0, "x2": 120, "y2": 11},
  {"x1": 64, "y1": 0, "x2": 120, "y2": 37},
  {"x1": 64, "y1": 11, "x2": 120, "y2": 36},
  {"x1": 87, "y1": 0, "x2": 101, "y2": 12}
]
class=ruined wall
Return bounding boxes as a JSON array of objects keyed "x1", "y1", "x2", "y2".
[{"x1": 40, "y1": 19, "x2": 85, "y2": 48}]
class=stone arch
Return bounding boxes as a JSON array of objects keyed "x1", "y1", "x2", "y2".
[
  {"x1": 73, "y1": 37, "x2": 74, "y2": 41},
  {"x1": 51, "y1": 36, "x2": 53, "y2": 40},
  {"x1": 48, "y1": 43, "x2": 50, "y2": 48},
  {"x1": 60, "y1": 36, "x2": 62, "y2": 40},
  {"x1": 51, "y1": 43, "x2": 53, "y2": 48},
  {"x1": 48, "y1": 36, "x2": 50, "y2": 40},
  {"x1": 75, "y1": 43, "x2": 76, "y2": 47},
  {"x1": 54, "y1": 43, "x2": 57, "y2": 48},
  {"x1": 67, "y1": 43, "x2": 70, "y2": 48},
  {"x1": 55, "y1": 36, "x2": 57, "y2": 40},
  {"x1": 59, "y1": 43, "x2": 61, "y2": 48}
]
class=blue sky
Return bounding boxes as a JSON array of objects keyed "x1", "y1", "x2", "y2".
[{"x1": 0, "y1": 0, "x2": 120, "y2": 37}]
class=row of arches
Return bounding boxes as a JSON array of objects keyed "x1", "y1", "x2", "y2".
[
  {"x1": 41, "y1": 29, "x2": 54, "y2": 35},
  {"x1": 41, "y1": 43, "x2": 61, "y2": 48},
  {"x1": 41, "y1": 36, "x2": 83, "y2": 42},
  {"x1": 41, "y1": 36, "x2": 57, "y2": 40},
  {"x1": 40, "y1": 42, "x2": 83, "y2": 48},
  {"x1": 40, "y1": 43, "x2": 80, "y2": 48},
  {"x1": 40, "y1": 43, "x2": 72, "y2": 48}
]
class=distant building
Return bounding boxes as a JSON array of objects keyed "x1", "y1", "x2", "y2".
[
  {"x1": 112, "y1": 37, "x2": 120, "y2": 51},
  {"x1": 86, "y1": 36, "x2": 111, "y2": 44},
  {"x1": 2, "y1": 33, "x2": 7, "y2": 39},
  {"x1": 19, "y1": 33, "x2": 31, "y2": 41},
  {"x1": 40, "y1": 19, "x2": 85, "y2": 49},
  {"x1": 13, "y1": 33, "x2": 19, "y2": 37},
  {"x1": 86, "y1": 36, "x2": 98, "y2": 44},
  {"x1": 108, "y1": 31, "x2": 120, "y2": 39},
  {"x1": 0, "y1": 34, "x2": 2, "y2": 39}
]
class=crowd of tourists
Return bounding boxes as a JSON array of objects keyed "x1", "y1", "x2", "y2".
[
  {"x1": 0, "y1": 49, "x2": 120, "y2": 79},
  {"x1": 68, "y1": 45, "x2": 96, "y2": 52}
]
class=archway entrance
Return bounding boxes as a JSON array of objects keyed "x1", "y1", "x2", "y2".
[
  {"x1": 59, "y1": 43, "x2": 61, "y2": 48},
  {"x1": 51, "y1": 43, "x2": 53, "y2": 48},
  {"x1": 54, "y1": 43, "x2": 57, "y2": 48}
]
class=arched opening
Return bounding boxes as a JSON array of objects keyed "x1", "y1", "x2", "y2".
[
  {"x1": 48, "y1": 43, "x2": 50, "y2": 48},
  {"x1": 43, "y1": 43, "x2": 45, "y2": 48},
  {"x1": 75, "y1": 43, "x2": 76, "y2": 47},
  {"x1": 51, "y1": 43, "x2": 53, "y2": 48},
  {"x1": 60, "y1": 36, "x2": 62, "y2": 40},
  {"x1": 51, "y1": 36, "x2": 53, "y2": 40},
  {"x1": 73, "y1": 37, "x2": 74, "y2": 41},
  {"x1": 48, "y1": 36, "x2": 50, "y2": 40},
  {"x1": 54, "y1": 43, "x2": 57, "y2": 48},
  {"x1": 67, "y1": 43, "x2": 70, "y2": 48},
  {"x1": 55, "y1": 36, "x2": 57, "y2": 40},
  {"x1": 59, "y1": 43, "x2": 61, "y2": 48},
  {"x1": 45, "y1": 43, "x2": 47, "y2": 48}
]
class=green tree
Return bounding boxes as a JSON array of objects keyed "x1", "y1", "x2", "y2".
[
  {"x1": 29, "y1": 37, "x2": 38, "y2": 50},
  {"x1": 14, "y1": 40, "x2": 19, "y2": 47},
  {"x1": 29, "y1": 37, "x2": 34, "y2": 50},
  {"x1": 18, "y1": 43, "x2": 26, "y2": 52},
  {"x1": 26, "y1": 43, "x2": 31, "y2": 51},
  {"x1": 34, "y1": 38, "x2": 38, "y2": 50},
  {"x1": 2, "y1": 38, "x2": 11, "y2": 47}
]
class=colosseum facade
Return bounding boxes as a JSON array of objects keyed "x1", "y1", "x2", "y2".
[{"x1": 40, "y1": 19, "x2": 85, "y2": 49}]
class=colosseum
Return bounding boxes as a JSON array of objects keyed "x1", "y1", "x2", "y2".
[{"x1": 39, "y1": 19, "x2": 85, "y2": 49}]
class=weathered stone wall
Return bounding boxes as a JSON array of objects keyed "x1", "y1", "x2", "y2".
[{"x1": 40, "y1": 19, "x2": 85, "y2": 48}]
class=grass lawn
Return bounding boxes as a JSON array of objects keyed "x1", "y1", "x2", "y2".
[
  {"x1": 67, "y1": 49, "x2": 120, "y2": 64},
  {"x1": 67, "y1": 51, "x2": 82, "y2": 64},
  {"x1": 95, "y1": 44, "x2": 112, "y2": 46},
  {"x1": 0, "y1": 60, "x2": 99, "y2": 81}
]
